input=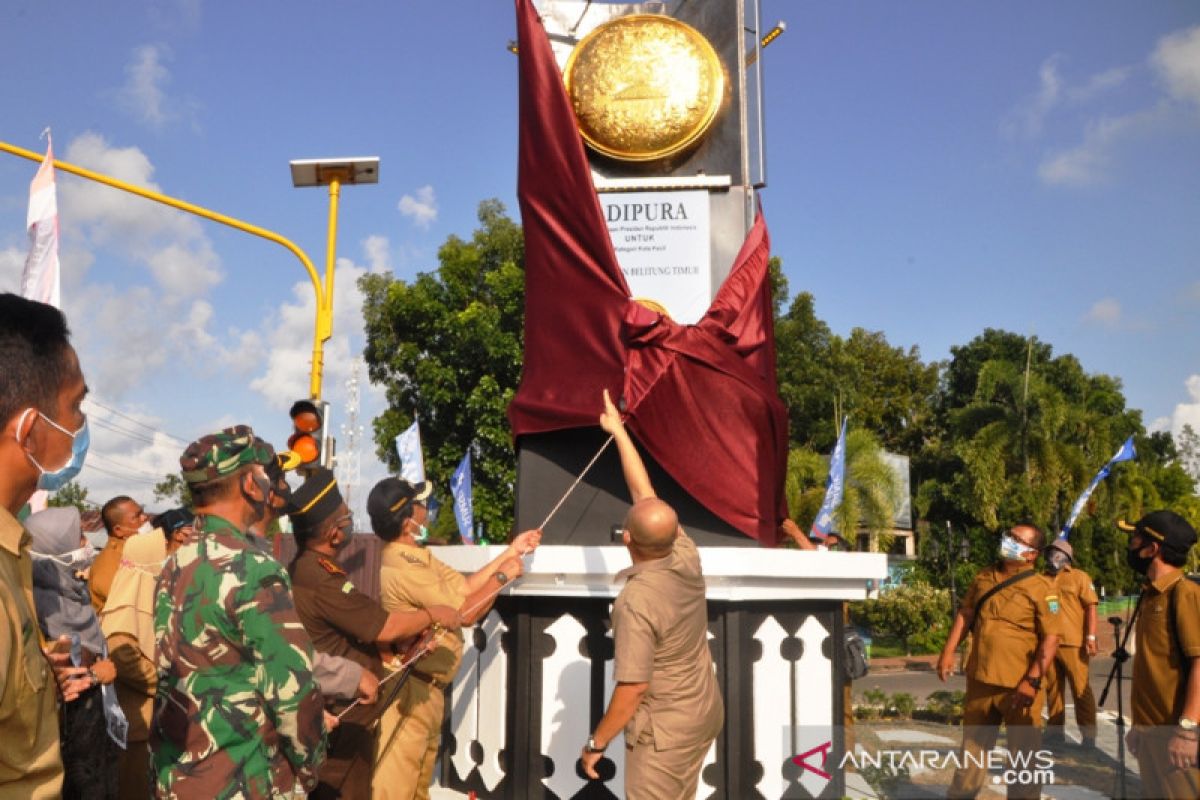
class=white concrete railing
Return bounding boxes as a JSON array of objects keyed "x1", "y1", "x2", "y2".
[{"x1": 435, "y1": 544, "x2": 889, "y2": 601}]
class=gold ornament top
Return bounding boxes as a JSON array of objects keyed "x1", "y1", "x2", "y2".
[{"x1": 564, "y1": 14, "x2": 725, "y2": 162}]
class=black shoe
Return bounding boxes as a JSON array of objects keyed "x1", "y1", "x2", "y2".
[
  {"x1": 1042, "y1": 731, "x2": 1066, "y2": 748},
  {"x1": 1080, "y1": 737, "x2": 1097, "y2": 750}
]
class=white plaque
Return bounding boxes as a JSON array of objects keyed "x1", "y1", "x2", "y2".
[{"x1": 600, "y1": 190, "x2": 711, "y2": 324}]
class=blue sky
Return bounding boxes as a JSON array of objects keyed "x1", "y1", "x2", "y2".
[{"x1": 1, "y1": 1, "x2": 1198, "y2": 516}]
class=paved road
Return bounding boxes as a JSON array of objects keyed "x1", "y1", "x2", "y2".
[{"x1": 854, "y1": 656, "x2": 1133, "y2": 721}]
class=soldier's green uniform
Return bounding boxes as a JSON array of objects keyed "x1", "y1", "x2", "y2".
[{"x1": 151, "y1": 427, "x2": 326, "y2": 798}]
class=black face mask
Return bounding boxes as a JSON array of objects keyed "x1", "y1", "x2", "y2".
[
  {"x1": 1125, "y1": 545, "x2": 1155, "y2": 576},
  {"x1": 241, "y1": 472, "x2": 272, "y2": 526}
]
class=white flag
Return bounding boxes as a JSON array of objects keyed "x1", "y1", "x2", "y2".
[
  {"x1": 395, "y1": 421, "x2": 425, "y2": 484},
  {"x1": 22, "y1": 134, "x2": 60, "y2": 309}
]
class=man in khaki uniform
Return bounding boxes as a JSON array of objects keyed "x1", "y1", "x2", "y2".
[
  {"x1": 1040, "y1": 539, "x2": 1098, "y2": 748},
  {"x1": 0, "y1": 294, "x2": 93, "y2": 798},
  {"x1": 366, "y1": 475, "x2": 538, "y2": 800},
  {"x1": 1120, "y1": 511, "x2": 1200, "y2": 799},
  {"x1": 88, "y1": 495, "x2": 148, "y2": 613},
  {"x1": 937, "y1": 523, "x2": 1062, "y2": 799},
  {"x1": 581, "y1": 390, "x2": 724, "y2": 800}
]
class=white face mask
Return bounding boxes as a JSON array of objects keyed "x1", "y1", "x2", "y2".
[
  {"x1": 137, "y1": 521, "x2": 154, "y2": 536},
  {"x1": 31, "y1": 542, "x2": 97, "y2": 568}
]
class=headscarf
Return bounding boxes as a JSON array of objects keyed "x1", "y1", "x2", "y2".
[
  {"x1": 27, "y1": 506, "x2": 106, "y2": 654},
  {"x1": 99, "y1": 529, "x2": 167, "y2": 659}
]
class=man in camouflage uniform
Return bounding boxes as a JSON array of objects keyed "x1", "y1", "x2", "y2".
[{"x1": 152, "y1": 426, "x2": 327, "y2": 798}]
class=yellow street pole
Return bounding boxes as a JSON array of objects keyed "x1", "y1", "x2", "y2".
[{"x1": 0, "y1": 139, "x2": 334, "y2": 399}]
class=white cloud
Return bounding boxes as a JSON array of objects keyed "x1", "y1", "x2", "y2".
[
  {"x1": 0, "y1": 246, "x2": 22, "y2": 293},
  {"x1": 398, "y1": 185, "x2": 437, "y2": 229},
  {"x1": 1037, "y1": 107, "x2": 1161, "y2": 186},
  {"x1": 78, "y1": 403, "x2": 187, "y2": 508},
  {"x1": 1004, "y1": 56, "x2": 1130, "y2": 140},
  {"x1": 363, "y1": 234, "x2": 392, "y2": 273},
  {"x1": 59, "y1": 132, "x2": 224, "y2": 300},
  {"x1": 1070, "y1": 66, "x2": 1131, "y2": 103},
  {"x1": 119, "y1": 45, "x2": 173, "y2": 129},
  {"x1": 1165, "y1": 374, "x2": 1200, "y2": 455},
  {"x1": 1005, "y1": 55, "x2": 1064, "y2": 139},
  {"x1": 1082, "y1": 297, "x2": 1122, "y2": 327},
  {"x1": 1030, "y1": 25, "x2": 1200, "y2": 187},
  {"x1": 250, "y1": 252, "x2": 372, "y2": 409},
  {"x1": 1153, "y1": 25, "x2": 1200, "y2": 108}
]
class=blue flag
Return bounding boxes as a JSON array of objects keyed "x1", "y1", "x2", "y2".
[
  {"x1": 811, "y1": 417, "x2": 849, "y2": 539},
  {"x1": 395, "y1": 421, "x2": 425, "y2": 484},
  {"x1": 1060, "y1": 435, "x2": 1137, "y2": 539},
  {"x1": 451, "y1": 451, "x2": 474, "y2": 544}
]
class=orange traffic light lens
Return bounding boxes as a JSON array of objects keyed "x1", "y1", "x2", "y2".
[
  {"x1": 293, "y1": 410, "x2": 321, "y2": 433},
  {"x1": 289, "y1": 434, "x2": 320, "y2": 463}
]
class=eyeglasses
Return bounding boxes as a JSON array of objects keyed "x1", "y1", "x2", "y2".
[{"x1": 332, "y1": 514, "x2": 354, "y2": 534}]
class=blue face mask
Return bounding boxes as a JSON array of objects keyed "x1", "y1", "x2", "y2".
[
  {"x1": 999, "y1": 533, "x2": 1034, "y2": 563},
  {"x1": 22, "y1": 409, "x2": 90, "y2": 491}
]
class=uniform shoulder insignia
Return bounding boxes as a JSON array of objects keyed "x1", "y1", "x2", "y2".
[
  {"x1": 402, "y1": 552, "x2": 425, "y2": 566},
  {"x1": 317, "y1": 556, "x2": 345, "y2": 576}
]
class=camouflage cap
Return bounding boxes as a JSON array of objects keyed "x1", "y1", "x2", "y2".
[{"x1": 179, "y1": 425, "x2": 276, "y2": 486}]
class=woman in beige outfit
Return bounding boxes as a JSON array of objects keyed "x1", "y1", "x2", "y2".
[{"x1": 98, "y1": 530, "x2": 166, "y2": 798}]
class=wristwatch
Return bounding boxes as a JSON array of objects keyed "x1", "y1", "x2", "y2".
[
  {"x1": 1022, "y1": 675, "x2": 1042, "y2": 691},
  {"x1": 494, "y1": 571, "x2": 510, "y2": 586},
  {"x1": 1178, "y1": 717, "x2": 1198, "y2": 732},
  {"x1": 585, "y1": 736, "x2": 606, "y2": 754}
]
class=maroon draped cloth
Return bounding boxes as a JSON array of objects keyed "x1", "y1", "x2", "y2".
[{"x1": 507, "y1": 0, "x2": 789, "y2": 544}]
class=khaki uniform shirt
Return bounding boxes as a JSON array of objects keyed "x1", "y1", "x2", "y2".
[
  {"x1": 1132, "y1": 571, "x2": 1200, "y2": 727},
  {"x1": 88, "y1": 535, "x2": 125, "y2": 614},
  {"x1": 1048, "y1": 566, "x2": 1098, "y2": 647},
  {"x1": 289, "y1": 549, "x2": 389, "y2": 677},
  {"x1": 0, "y1": 505, "x2": 62, "y2": 799},
  {"x1": 613, "y1": 530, "x2": 724, "y2": 750},
  {"x1": 107, "y1": 632, "x2": 156, "y2": 743},
  {"x1": 379, "y1": 542, "x2": 467, "y2": 683},
  {"x1": 962, "y1": 564, "x2": 1064, "y2": 688}
]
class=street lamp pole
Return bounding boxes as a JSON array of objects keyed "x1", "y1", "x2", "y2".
[
  {"x1": 289, "y1": 157, "x2": 379, "y2": 399},
  {"x1": 0, "y1": 139, "x2": 374, "y2": 401}
]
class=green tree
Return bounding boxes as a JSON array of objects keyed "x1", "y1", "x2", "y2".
[
  {"x1": 48, "y1": 481, "x2": 90, "y2": 512},
  {"x1": 154, "y1": 473, "x2": 193, "y2": 508},
  {"x1": 1179, "y1": 424, "x2": 1200, "y2": 483},
  {"x1": 851, "y1": 581, "x2": 951, "y2": 656},
  {"x1": 360, "y1": 200, "x2": 525, "y2": 541},
  {"x1": 775, "y1": 293, "x2": 937, "y2": 456}
]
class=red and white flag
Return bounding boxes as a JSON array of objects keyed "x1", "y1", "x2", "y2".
[{"x1": 21, "y1": 132, "x2": 60, "y2": 309}]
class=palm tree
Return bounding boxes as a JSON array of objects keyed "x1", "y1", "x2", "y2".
[
  {"x1": 950, "y1": 357, "x2": 1086, "y2": 528},
  {"x1": 785, "y1": 425, "x2": 902, "y2": 550}
]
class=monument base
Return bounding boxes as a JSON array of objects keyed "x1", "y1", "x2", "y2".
[{"x1": 432, "y1": 545, "x2": 887, "y2": 799}]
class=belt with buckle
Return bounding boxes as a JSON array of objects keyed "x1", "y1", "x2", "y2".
[{"x1": 409, "y1": 669, "x2": 447, "y2": 690}]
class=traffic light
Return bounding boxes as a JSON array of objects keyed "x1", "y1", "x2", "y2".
[{"x1": 288, "y1": 399, "x2": 333, "y2": 470}]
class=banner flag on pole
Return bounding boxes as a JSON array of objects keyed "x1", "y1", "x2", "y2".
[
  {"x1": 811, "y1": 416, "x2": 849, "y2": 540},
  {"x1": 22, "y1": 132, "x2": 60, "y2": 310},
  {"x1": 395, "y1": 421, "x2": 425, "y2": 484},
  {"x1": 451, "y1": 451, "x2": 474, "y2": 544},
  {"x1": 1060, "y1": 435, "x2": 1137, "y2": 539}
]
